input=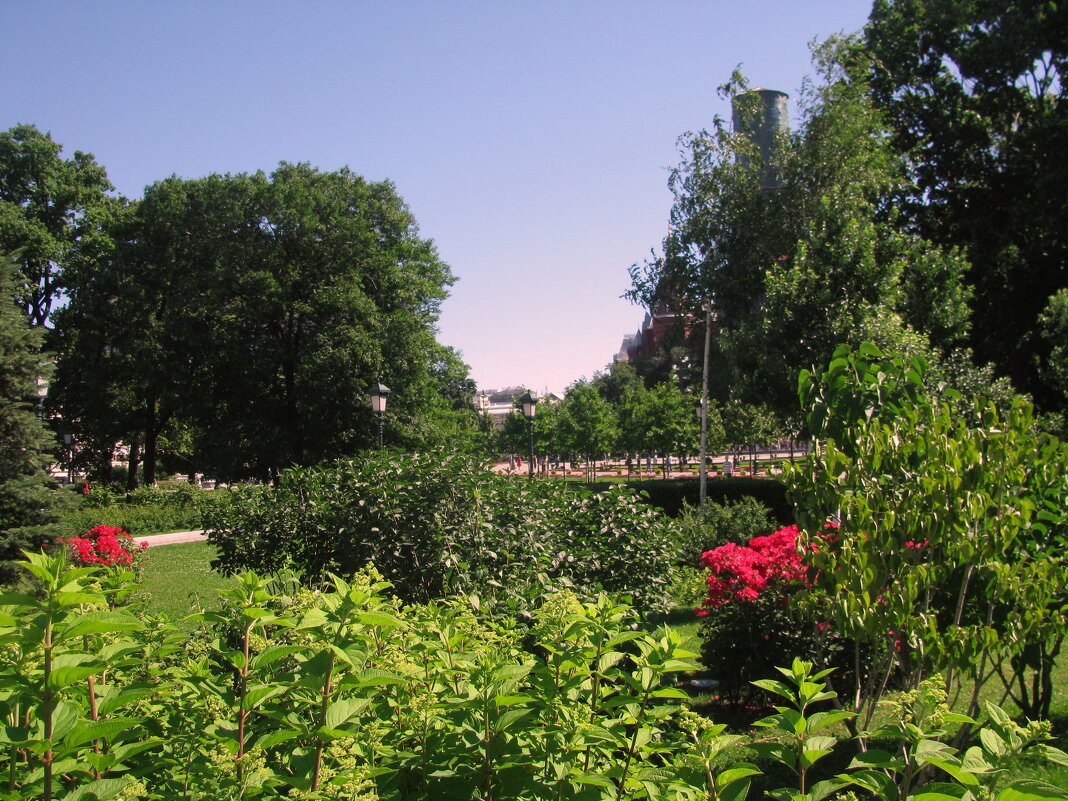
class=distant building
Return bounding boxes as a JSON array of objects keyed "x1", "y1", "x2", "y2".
[
  {"x1": 476, "y1": 387, "x2": 561, "y2": 429},
  {"x1": 616, "y1": 302, "x2": 682, "y2": 363},
  {"x1": 617, "y1": 88, "x2": 787, "y2": 371}
]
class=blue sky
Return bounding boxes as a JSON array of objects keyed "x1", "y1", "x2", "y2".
[{"x1": 3, "y1": 0, "x2": 872, "y2": 395}]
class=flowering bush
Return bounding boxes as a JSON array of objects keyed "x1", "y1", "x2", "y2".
[
  {"x1": 698, "y1": 524, "x2": 809, "y2": 610},
  {"x1": 696, "y1": 524, "x2": 843, "y2": 707},
  {"x1": 63, "y1": 525, "x2": 148, "y2": 570}
]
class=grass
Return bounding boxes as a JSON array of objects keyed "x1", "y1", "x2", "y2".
[{"x1": 136, "y1": 540, "x2": 230, "y2": 626}]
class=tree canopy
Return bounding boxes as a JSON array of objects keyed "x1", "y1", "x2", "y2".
[
  {"x1": 0, "y1": 124, "x2": 113, "y2": 326},
  {"x1": 50, "y1": 163, "x2": 478, "y2": 483},
  {"x1": 865, "y1": 0, "x2": 1068, "y2": 414},
  {"x1": 629, "y1": 43, "x2": 974, "y2": 431},
  {"x1": 0, "y1": 258, "x2": 64, "y2": 579}
]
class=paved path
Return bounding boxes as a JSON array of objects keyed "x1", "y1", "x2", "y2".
[{"x1": 137, "y1": 530, "x2": 207, "y2": 548}]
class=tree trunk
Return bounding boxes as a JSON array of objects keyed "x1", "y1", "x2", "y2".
[
  {"x1": 126, "y1": 441, "x2": 141, "y2": 492},
  {"x1": 143, "y1": 397, "x2": 158, "y2": 486},
  {"x1": 99, "y1": 445, "x2": 114, "y2": 485}
]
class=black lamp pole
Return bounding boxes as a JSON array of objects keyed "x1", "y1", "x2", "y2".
[
  {"x1": 520, "y1": 391, "x2": 538, "y2": 478},
  {"x1": 368, "y1": 383, "x2": 391, "y2": 449}
]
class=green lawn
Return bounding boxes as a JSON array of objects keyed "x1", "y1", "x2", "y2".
[{"x1": 136, "y1": 540, "x2": 230, "y2": 626}]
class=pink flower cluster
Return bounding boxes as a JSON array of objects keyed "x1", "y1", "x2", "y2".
[
  {"x1": 63, "y1": 525, "x2": 147, "y2": 567},
  {"x1": 697, "y1": 524, "x2": 810, "y2": 612}
]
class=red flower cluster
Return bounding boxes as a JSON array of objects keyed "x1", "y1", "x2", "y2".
[
  {"x1": 63, "y1": 525, "x2": 147, "y2": 567},
  {"x1": 698, "y1": 524, "x2": 810, "y2": 612}
]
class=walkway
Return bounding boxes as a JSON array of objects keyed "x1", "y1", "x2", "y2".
[{"x1": 137, "y1": 530, "x2": 206, "y2": 548}]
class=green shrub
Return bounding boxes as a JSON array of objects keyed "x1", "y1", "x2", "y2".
[
  {"x1": 205, "y1": 449, "x2": 677, "y2": 611},
  {"x1": 670, "y1": 495, "x2": 776, "y2": 566},
  {"x1": 612, "y1": 476, "x2": 794, "y2": 521},
  {"x1": 3, "y1": 551, "x2": 1066, "y2": 801},
  {"x1": 56, "y1": 484, "x2": 220, "y2": 539}
]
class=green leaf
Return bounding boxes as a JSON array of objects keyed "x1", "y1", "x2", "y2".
[
  {"x1": 60, "y1": 611, "x2": 144, "y2": 642},
  {"x1": 241, "y1": 684, "x2": 283, "y2": 710},
  {"x1": 845, "y1": 768, "x2": 899, "y2": 799},
  {"x1": 924, "y1": 757, "x2": 980, "y2": 786},
  {"x1": 50, "y1": 700, "x2": 81, "y2": 741},
  {"x1": 54, "y1": 591, "x2": 106, "y2": 607},
  {"x1": 910, "y1": 783, "x2": 970, "y2": 801},
  {"x1": 356, "y1": 611, "x2": 407, "y2": 628},
  {"x1": 494, "y1": 694, "x2": 532, "y2": 707},
  {"x1": 997, "y1": 781, "x2": 1068, "y2": 801},
  {"x1": 650, "y1": 687, "x2": 689, "y2": 699},
  {"x1": 495, "y1": 708, "x2": 533, "y2": 732},
  {"x1": 59, "y1": 777, "x2": 130, "y2": 800},
  {"x1": 716, "y1": 766, "x2": 761, "y2": 788},
  {"x1": 848, "y1": 748, "x2": 902, "y2": 771},
  {"x1": 1037, "y1": 745, "x2": 1068, "y2": 767},
  {"x1": 809, "y1": 778, "x2": 847, "y2": 801},
  {"x1": 251, "y1": 644, "x2": 306, "y2": 669},
  {"x1": 64, "y1": 717, "x2": 141, "y2": 747},
  {"x1": 0, "y1": 592, "x2": 40, "y2": 608},
  {"x1": 573, "y1": 773, "x2": 615, "y2": 788},
  {"x1": 96, "y1": 688, "x2": 154, "y2": 716},
  {"x1": 48, "y1": 663, "x2": 104, "y2": 690},
  {"x1": 752, "y1": 678, "x2": 795, "y2": 702},
  {"x1": 325, "y1": 697, "x2": 371, "y2": 729},
  {"x1": 357, "y1": 668, "x2": 405, "y2": 687}
]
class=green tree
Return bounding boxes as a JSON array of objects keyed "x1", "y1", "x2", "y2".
[
  {"x1": 51, "y1": 164, "x2": 467, "y2": 484},
  {"x1": 0, "y1": 259, "x2": 65, "y2": 581},
  {"x1": 866, "y1": 0, "x2": 1068, "y2": 412},
  {"x1": 590, "y1": 360, "x2": 644, "y2": 404},
  {"x1": 787, "y1": 344, "x2": 1068, "y2": 727},
  {"x1": 721, "y1": 400, "x2": 779, "y2": 466},
  {"x1": 554, "y1": 381, "x2": 619, "y2": 480},
  {"x1": 1038, "y1": 288, "x2": 1068, "y2": 424},
  {"x1": 621, "y1": 380, "x2": 703, "y2": 471},
  {"x1": 629, "y1": 48, "x2": 971, "y2": 425},
  {"x1": 0, "y1": 125, "x2": 113, "y2": 326}
]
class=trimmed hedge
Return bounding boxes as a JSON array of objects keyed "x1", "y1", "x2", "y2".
[
  {"x1": 592, "y1": 476, "x2": 793, "y2": 522},
  {"x1": 205, "y1": 449, "x2": 677, "y2": 611}
]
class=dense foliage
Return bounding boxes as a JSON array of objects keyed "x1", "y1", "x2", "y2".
[
  {"x1": 55, "y1": 483, "x2": 219, "y2": 541},
  {"x1": 47, "y1": 163, "x2": 480, "y2": 485},
  {"x1": 0, "y1": 260, "x2": 67, "y2": 582},
  {"x1": 627, "y1": 50, "x2": 969, "y2": 429},
  {"x1": 0, "y1": 124, "x2": 114, "y2": 326},
  {"x1": 786, "y1": 344, "x2": 1068, "y2": 724},
  {"x1": 670, "y1": 495, "x2": 776, "y2": 563},
  {"x1": 204, "y1": 450, "x2": 677, "y2": 611},
  {"x1": 3, "y1": 551, "x2": 1067, "y2": 801},
  {"x1": 865, "y1": 0, "x2": 1068, "y2": 416}
]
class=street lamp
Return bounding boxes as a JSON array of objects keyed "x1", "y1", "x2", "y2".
[
  {"x1": 519, "y1": 391, "x2": 538, "y2": 478},
  {"x1": 368, "y1": 383, "x2": 391, "y2": 448},
  {"x1": 698, "y1": 298, "x2": 712, "y2": 505}
]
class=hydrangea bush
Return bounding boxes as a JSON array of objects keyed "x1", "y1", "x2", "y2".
[{"x1": 61, "y1": 524, "x2": 148, "y2": 575}]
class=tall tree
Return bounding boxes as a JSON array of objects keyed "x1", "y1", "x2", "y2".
[
  {"x1": 0, "y1": 258, "x2": 64, "y2": 581},
  {"x1": 621, "y1": 380, "x2": 704, "y2": 469},
  {"x1": 0, "y1": 125, "x2": 113, "y2": 326},
  {"x1": 52, "y1": 164, "x2": 467, "y2": 483},
  {"x1": 866, "y1": 0, "x2": 1068, "y2": 412},
  {"x1": 554, "y1": 381, "x2": 619, "y2": 476},
  {"x1": 629, "y1": 46, "x2": 971, "y2": 426}
]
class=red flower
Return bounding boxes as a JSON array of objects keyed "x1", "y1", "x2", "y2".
[
  {"x1": 699, "y1": 524, "x2": 810, "y2": 609},
  {"x1": 62, "y1": 525, "x2": 144, "y2": 568}
]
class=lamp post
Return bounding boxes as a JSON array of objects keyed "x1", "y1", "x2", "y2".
[
  {"x1": 368, "y1": 383, "x2": 391, "y2": 449},
  {"x1": 519, "y1": 391, "x2": 538, "y2": 478},
  {"x1": 698, "y1": 299, "x2": 712, "y2": 504},
  {"x1": 61, "y1": 433, "x2": 74, "y2": 484}
]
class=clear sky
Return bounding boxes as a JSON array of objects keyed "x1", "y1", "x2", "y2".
[{"x1": 3, "y1": 0, "x2": 873, "y2": 395}]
